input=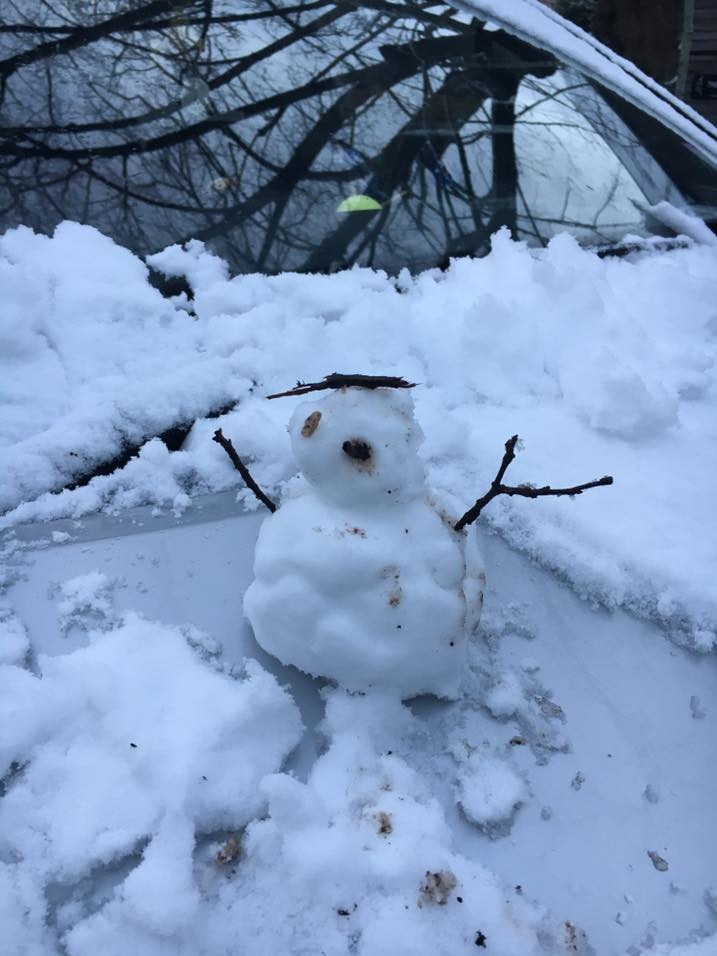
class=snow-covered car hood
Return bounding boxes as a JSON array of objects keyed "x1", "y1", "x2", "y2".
[{"x1": 4, "y1": 493, "x2": 716, "y2": 955}]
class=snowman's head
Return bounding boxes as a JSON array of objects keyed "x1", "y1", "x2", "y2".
[{"x1": 288, "y1": 388, "x2": 425, "y2": 506}]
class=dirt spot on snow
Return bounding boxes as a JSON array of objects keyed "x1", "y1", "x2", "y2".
[
  {"x1": 301, "y1": 411, "x2": 322, "y2": 437},
  {"x1": 419, "y1": 870, "x2": 457, "y2": 906},
  {"x1": 570, "y1": 771, "x2": 585, "y2": 791},
  {"x1": 647, "y1": 850, "x2": 669, "y2": 872},
  {"x1": 215, "y1": 833, "x2": 242, "y2": 866},
  {"x1": 376, "y1": 811, "x2": 393, "y2": 835}
]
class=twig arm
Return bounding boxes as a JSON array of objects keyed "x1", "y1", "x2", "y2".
[
  {"x1": 454, "y1": 435, "x2": 613, "y2": 531},
  {"x1": 212, "y1": 428, "x2": 277, "y2": 513}
]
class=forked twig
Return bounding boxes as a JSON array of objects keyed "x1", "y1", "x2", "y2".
[
  {"x1": 267, "y1": 372, "x2": 416, "y2": 399},
  {"x1": 212, "y1": 428, "x2": 276, "y2": 513},
  {"x1": 454, "y1": 435, "x2": 613, "y2": 531}
]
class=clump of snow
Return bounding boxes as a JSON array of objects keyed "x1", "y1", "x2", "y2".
[
  {"x1": 148, "y1": 237, "x2": 229, "y2": 295},
  {"x1": 244, "y1": 388, "x2": 484, "y2": 698},
  {"x1": 54, "y1": 569, "x2": 118, "y2": 633},
  {"x1": 0, "y1": 615, "x2": 302, "y2": 888},
  {"x1": 559, "y1": 344, "x2": 679, "y2": 439},
  {"x1": 0, "y1": 222, "x2": 242, "y2": 512},
  {"x1": 57, "y1": 690, "x2": 565, "y2": 956},
  {"x1": 455, "y1": 748, "x2": 527, "y2": 833},
  {"x1": 484, "y1": 669, "x2": 525, "y2": 718}
]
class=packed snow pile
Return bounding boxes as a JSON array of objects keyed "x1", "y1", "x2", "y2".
[
  {"x1": 9, "y1": 684, "x2": 583, "y2": 956},
  {"x1": 2, "y1": 221, "x2": 716, "y2": 648},
  {"x1": 0, "y1": 612, "x2": 302, "y2": 955},
  {"x1": 245, "y1": 387, "x2": 484, "y2": 698}
]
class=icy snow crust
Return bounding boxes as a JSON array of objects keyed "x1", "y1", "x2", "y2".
[
  {"x1": 2, "y1": 222, "x2": 717, "y2": 649},
  {"x1": 245, "y1": 389, "x2": 480, "y2": 698}
]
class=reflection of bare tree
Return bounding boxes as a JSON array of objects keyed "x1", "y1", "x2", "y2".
[
  {"x1": 0, "y1": 1, "x2": 562, "y2": 271},
  {"x1": 3, "y1": 1, "x2": 705, "y2": 273}
]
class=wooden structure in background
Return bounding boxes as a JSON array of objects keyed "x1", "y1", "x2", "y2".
[{"x1": 682, "y1": 0, "x2": 717, "y2": 125}]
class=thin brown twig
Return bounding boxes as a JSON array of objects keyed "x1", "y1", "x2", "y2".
[
  {"x1": 212, "y1": 428, "x2": 276, "y2": 513},
  {"x1": 454, "y1": 435, "x2": 613, "y2": 531},
  {"x1": 267, "y1": 372, "x2": 417, "y2": 400}
]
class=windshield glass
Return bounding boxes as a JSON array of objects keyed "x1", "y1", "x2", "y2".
[{"x1": 2, "y1": 0, "x2": 715, "y2": 274}]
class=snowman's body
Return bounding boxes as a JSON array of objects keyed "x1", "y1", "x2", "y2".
[{"x1": 244, "y1": 388, "x2": 484, "y2": 699}]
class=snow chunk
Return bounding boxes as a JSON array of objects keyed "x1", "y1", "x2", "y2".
[
  {"x1": 0, "y1": 616, "x2": 302, "y2": 884},
  {"x1": 147, "y1": 238, "x2": 229, "y2": 295},
  {"x1": 54, "y1": 569, "x2": 118, "y2": 633},
  {"x1": 455, "y1": 750, "x2": 526, "y2": 832},
  {"x1": 559, "y1": 346, "x2": 678, "y2": 439},
  {"x1": 485, "y1": 670, "x2": 524, "y2": 718}
]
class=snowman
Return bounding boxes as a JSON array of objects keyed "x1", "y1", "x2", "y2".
[{"x1": 243, "y1": 380, "x2": 485, "y2": 699}]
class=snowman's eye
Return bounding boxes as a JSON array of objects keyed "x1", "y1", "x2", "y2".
[
  {"x1": 301, "y1": 411, "x2": 321, "y2": 437},
  {"x1": 342, "y1": 439, "x2": 372, "y2": 462}
]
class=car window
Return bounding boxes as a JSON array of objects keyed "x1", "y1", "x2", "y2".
[{"x1": 1, "y1": 0, "x2": 715, "y2": 274}]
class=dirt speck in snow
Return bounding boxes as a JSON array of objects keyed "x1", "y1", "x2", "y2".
[
  {"x1": 215, "y1": 833, "x2": 242, "y2": 866},
  {"x1": 376, "y1": 811, "x2": 393, "y2": 835},
  {"x1": 647, "y1": 850, "x2": 669, "y2": 872},
  {"x1": 571, "y1": 772, "x2": 585, "y2": 791},
  {"x1": 419, "y1": 870, "x2": 457, "y2": 906}
]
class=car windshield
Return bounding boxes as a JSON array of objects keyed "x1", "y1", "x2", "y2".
[{"x1": 2, "y1": 0, "x2": 717, "y2": 274}]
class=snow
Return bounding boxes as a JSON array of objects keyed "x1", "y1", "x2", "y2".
[
  {"x1": 1, "y1": 217, "x2": 717, "y2": 954},
  {"x1": 0, "y1": 612, "x2": 301, "y2": 955},
  {"x1": 245, "y1": 388, "x2": 483, "y2": 698},
  {"x1": 55, "y1": 689, "x2": 570, "y2": 956},
  {"x1": 3, "y1": 494, "x2": 716, "y2": 955},
  {"x1": 0, "y1": 602, "x2": 28, "y2": 665},
  {"x1": 648, "y1": 202, "x2": 717, "y2": 248},
  {"x1": 54, "y1": 569, "x2": 118, "y2": 634},
  {"x1": 2, "y1": 222, "x2": 716, "y2": 650},
  {"x1": 455, "y1": 748, "x2": 527, "y2": 831}
]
